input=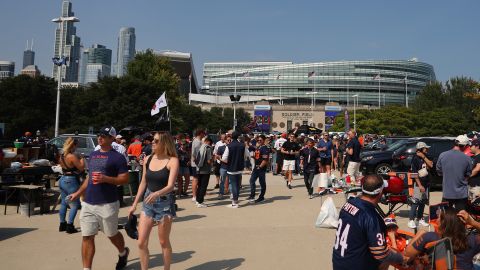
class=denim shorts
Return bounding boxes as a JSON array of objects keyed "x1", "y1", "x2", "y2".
[{"x1": 142, "y1": 189, "x2": 176, "y2": 222}]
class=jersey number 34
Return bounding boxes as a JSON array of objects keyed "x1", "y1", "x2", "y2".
[{"x1": 334, "y1": 218, "x2": 350, "y2": 257}]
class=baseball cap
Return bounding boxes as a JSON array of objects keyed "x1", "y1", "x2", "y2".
[
  {"x1": 384, "y1": 216, "x2": 398, "y2": 228},
  {"x1": 115, "y1": 134, "x2": 123, "y2": 139},
  {"x1": 416, "y1": 142, "x2": 431, "y2": 150},
  {"x1": 125, "y1": 215, "x2": 138, "y2": 240},
  {"x1": 455, "y1": 134, "x2": 470, "y2": 146},
  {"x1": 98, "y1": 126, "x2": 116, "y2": 137},
  {"x1": 471, "y1": 139, "x2": 480, "y2": 147},
  {"x1": 281, "y1": 133, "x2": 287, "y2": 138}
]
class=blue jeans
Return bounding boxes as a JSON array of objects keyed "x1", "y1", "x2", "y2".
[
  {"x1": 271, "y1": 153, "x2": 277, "y2": 172},
  {"x1": 228, "y1": 173, "x2": 242, "y2": 202},
  {"x1": 249, "y1": 168, "x2": 266, "y2": 199},
  {"x1": 59, "y1": 175, "x2": 80, "y2": 224},
  {"x1": 219, "y1": 168, "x2": 228, "y2": 195}
]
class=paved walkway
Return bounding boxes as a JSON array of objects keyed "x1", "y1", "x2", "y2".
[{"x1": 0, "y1": 173, "x2": 441, "y2": 269}]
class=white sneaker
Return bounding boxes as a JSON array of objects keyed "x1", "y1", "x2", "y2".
[
  {"x1": 418, "y1": 219, "x2": 429, "y2": 227},
  {"x1": 407, "y1": 220, "x2": 417, "y2": 229},
  {"x1": 227, "y1": 204, "x2": 239, "y2": 208},
  {"x1": 191, "y1": 197, "x2": 197, "y2": 202},
  {"x1": 197, "y1": 203, "x2": 207, "y2": 208},
  {"x1": 248, "y1": 198, "x2": 255, "y2": 203}
]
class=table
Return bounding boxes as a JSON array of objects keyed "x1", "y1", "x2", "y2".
[{"x1": 4, "y1": 184, "x2": 44, "y2": 217}]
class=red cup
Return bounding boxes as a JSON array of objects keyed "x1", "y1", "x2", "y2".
[{"x1": 92, "y1": 172, "x2": 101, "y2": 184}]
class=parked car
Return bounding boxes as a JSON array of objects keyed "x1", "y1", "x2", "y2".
[
  {"x1": 46, "y1": 134, "x2": 98, "y2": 159},
  {"x1": 392, "y1": 137, "x2": 455, "y2": 188},
  {"x1": 362, "y1": 136, "x2": 411, "y2": 152},
  {"x1": 360, "y1": 139, "x2": 413, "y2": 175}
]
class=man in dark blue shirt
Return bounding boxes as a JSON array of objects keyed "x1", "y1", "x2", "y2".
[
  {"x1": 346, "y1": 129, "x2": 362, "y2": 184},
  {"x1": 70, "y1": 126, "x2": 130, "y2": 270},
  {"x1": 332, "y1": 174, "x2": 408, "y2": 270},
  {"x1": 248, "y1": 135, "x2": 270, "y2": 203},
  {"x1": 300, "y1": 138, "x2": 320, "y2": 198}
]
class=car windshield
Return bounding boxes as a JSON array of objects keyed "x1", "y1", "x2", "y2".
[{"x1": 386, "y1": 139, "x2": 409, "y2": 151}]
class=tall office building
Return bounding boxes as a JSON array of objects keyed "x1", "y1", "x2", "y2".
[
  {"x1": 23, "y1": 40, "x2": 35, "y2": 69},
  {"x1": 79, "y1": 44, "x2": 112, "y2": 84},
  {"x1": 52, "y1": 0, "x2": 81, "y2": 82},
  {"x1": 0, "y1": 61, "x2": 15, "y2": 80},
  {"x1": 116, "y1": 27, "x2": 136, "y2": 77}
]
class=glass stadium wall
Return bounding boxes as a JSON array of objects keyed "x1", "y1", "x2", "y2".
[{"x1": 202, "y1": 60, "x2": 435, "y2": 106}]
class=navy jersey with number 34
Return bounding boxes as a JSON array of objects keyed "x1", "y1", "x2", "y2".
[{"x1": 332, "y1": 197, "x2": 388, "y2": 270}]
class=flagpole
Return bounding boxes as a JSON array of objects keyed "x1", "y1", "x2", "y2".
[
  {"x1": 188, "y1": 74, "x2": 192, "y2": 105},
  {"x1": 234, "y1": 72, "x2": 237, "y2": 130},
  {"x1": 378, "y1": 76, "x2": 381, "y2": 108},
  {"x1": 405, "y1": 75, "x2": 408, "y2": 108},
  {"x1": 347, "y1": 79, "x2": 349, "y2": 107}
]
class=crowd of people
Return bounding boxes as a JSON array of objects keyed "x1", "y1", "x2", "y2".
[{"x1": 47, "y1": 124, "x2": 480, "y2": 270}]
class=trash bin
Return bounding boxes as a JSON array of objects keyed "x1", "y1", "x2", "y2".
[{"x1": 124, "y1": 170, "x2": 139, "y2": 196}]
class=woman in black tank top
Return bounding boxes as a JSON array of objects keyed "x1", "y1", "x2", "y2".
[
  {"x1": 58, "y1": 138, "x2": 85, "y2": 234},
  {"x1": 129, "y1": 132, "x2": 179, "y2": 270}
]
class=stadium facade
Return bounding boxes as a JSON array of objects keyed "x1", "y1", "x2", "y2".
[{"x1": 202, "y1": 60, "x2": 435, "y2": 106}]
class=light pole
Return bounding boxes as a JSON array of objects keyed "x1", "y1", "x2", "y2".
[
  {"x1": 352, "y1": 94, "x2": 358, "y2": 131},
  {"x1": 52, "y1": 16, "x2": 79, "y2": 137},
  {"x1": 306, "y1": 91, "x2": 318, "y2": 126}
]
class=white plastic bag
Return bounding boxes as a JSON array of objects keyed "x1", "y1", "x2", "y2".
[
  {"x1": 319, "y1": 173, "x2": 329, "y2": 188},
  {"x1": 312, "y1": 174, "x2": 320, "y2": 188},
  {"x1": 315, "y1": 197, "x2": 339, "y2": 228}
]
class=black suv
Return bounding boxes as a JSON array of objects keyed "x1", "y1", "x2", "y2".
[
  {"x1": 391, "y1": 137, "x2": 455, "y2": 188},
  {"x1": 360, "y1": 138, "x2": 413, "y2": 174}
]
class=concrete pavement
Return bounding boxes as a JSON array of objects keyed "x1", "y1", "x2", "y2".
[{"x1": 0, "y1": 173, "x2": 441, "y2": 269}]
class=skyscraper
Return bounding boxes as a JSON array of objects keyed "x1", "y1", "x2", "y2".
[
  {"x1": 52, "y1": 0, "x2": 81, "y2": 82},
  {"x1": 116, "y1": 27, "x2": 136, "y2": 77},
  {"x1": 23, "y1": 40, "x2": 35, "y2": 69},
  {"x1": 79, "y1": 44, "x2": 112, "y2": 84}
]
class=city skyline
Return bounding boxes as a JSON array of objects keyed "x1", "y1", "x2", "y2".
[{"x1": 0, "y1": 0, "x2": 479, "y2": 83}]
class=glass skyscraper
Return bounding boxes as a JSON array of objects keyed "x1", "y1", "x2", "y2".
[
  {"x1": 79, "y1": 44, "x2": 112, "y2": 84},
  {"x1": 52, "y1": 0, "x2": 81, "y2": 82},
  {"x1": 203, "y1": 60, "x2": 435, "y2": 106},
  {"x1": 0, "y1": 61, "x2": 15, "y2": 80},
  {"x1": 116, "y1": 27, "x2": 136, "y2": 77}
]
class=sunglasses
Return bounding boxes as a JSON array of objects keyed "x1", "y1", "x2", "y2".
[{"x1": 153, "y1": 139, "x2": 160, "y2": 144}]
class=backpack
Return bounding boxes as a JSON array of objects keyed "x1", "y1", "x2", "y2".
[{"x1": 45, "y1": 143, "x2": 59, "y2": 162}]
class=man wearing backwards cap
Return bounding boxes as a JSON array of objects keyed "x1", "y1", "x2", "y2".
[
  {"x1": 436, "y1": 135, "x2": 472, "y2": 211},
  {"x1": 407, "y1": 142, "x2": 433, "y2": 229},
  {"x1": 332, "y1": 174, "x2": 409, "y2": 270},
  {"x1": 70, "y1": 126, "x2": 130, "y2": 270}
]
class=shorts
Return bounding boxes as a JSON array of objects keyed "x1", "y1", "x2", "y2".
[
  {"x1": 347, "y1": 161, "x2": 361, "y2": 181},
  {"x1": 213, "y1": 162, "x2": 221, "y2": 176},
  {"x1": 142, "y1": 189, "x2": 176, "y2": 223},
  {"x1": 190, "y1": 166, "x2": 198, "y2": 177},
  {"x1": 321, "y1": 157, "x2": 332, "y2": 166},
  {"x1": 80, "y1": 201, "x2": 120, "y2": 237},
  {"x1": 282, "y1": 160, "x2": 296, "y2": 171},
  {"x1": 178, "y1": 166, "x2": 190, "y2": 175}
]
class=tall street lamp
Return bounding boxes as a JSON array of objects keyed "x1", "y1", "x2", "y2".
[
  {"x1": 52, "y1": 16, "x2": 79, "y2": 137},
  {"x1": 352, "y1": 94, "x2": 359, "y2": 131}
]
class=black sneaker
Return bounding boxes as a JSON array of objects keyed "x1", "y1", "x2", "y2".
[
  {"x1": 66, "y1": 223, "x2": 78, "y2": 234},
  {"x1": 116, "y1": 247, "x2": 130, "y2": 270},
  {"x1": 59, "y1": 222, "x2": 67, "y2": 232},
  {"x1": 288, "y1": 183, "x2": 292, "y2": 189},
  {"x1": 318, "y1": 189, "x2": 328, "y2": 196}
]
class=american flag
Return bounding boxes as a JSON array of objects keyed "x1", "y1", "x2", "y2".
[
  {"x1": 52, "y1": 57, "x2": 68, "y2": 66},
  {"x1": 308, "y1": 71, "x2": 315, "y2": 77},
  {"x1": 373, "y1": 74, "x2": 381, "y2": 80}
]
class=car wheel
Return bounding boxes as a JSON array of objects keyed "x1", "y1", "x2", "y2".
[{"x1": 375, "y1": 163, "x2": 392, "y2": 175}]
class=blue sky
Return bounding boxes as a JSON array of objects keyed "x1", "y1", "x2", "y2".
[{"x1": 1, "y1": 0, "x2": 478, "y2": 83}]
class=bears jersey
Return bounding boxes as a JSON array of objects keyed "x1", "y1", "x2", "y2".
[{"x1": 332, "y1": 197, "x2": 389, "y2": 270}]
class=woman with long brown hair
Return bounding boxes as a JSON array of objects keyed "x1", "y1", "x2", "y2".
[
  {"x1": 58, "y1": 137, "x2": 85, "y2": 234},
  {"x1": 129, "y1": 132, "x2": 179, "y2": 270},
  {"x1": 405, "y1": 208, "x2": 480, "y2": 269}
]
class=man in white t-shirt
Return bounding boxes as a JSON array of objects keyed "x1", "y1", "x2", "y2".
[{"x1": 273, "y1": 134, "x2": 287, "y2": 175}]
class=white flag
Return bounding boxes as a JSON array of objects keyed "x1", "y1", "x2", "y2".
[{"x1": 151, "y1": 92, "x2": 168, "y2": 116}]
